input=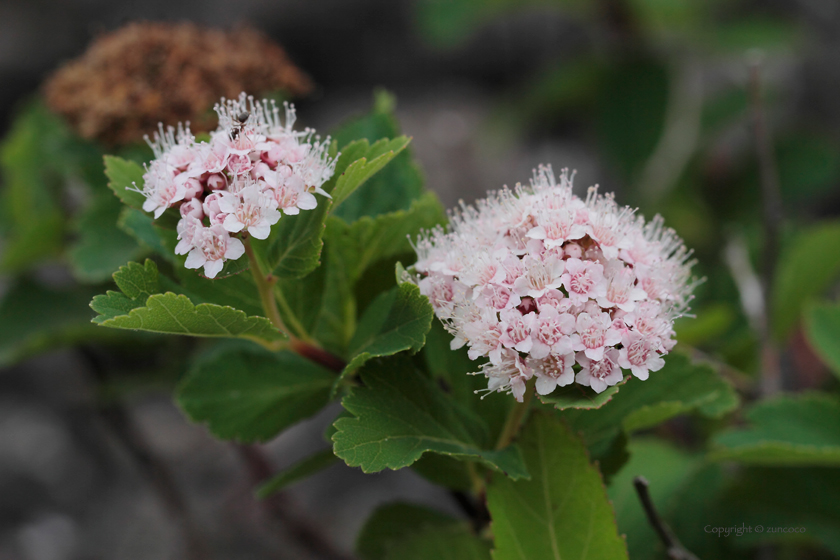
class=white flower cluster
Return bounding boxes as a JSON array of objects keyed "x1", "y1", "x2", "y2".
[
  {"x1": 133, "y1": 93, "x2": 336, "y2": 278},
  {"x1": 412, "y1": 165, "x2": 697, "y2": 401}
]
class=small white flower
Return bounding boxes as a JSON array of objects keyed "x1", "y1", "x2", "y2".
[
  {"x1": 530, "y1": 353, "x2": 575, "y2": 395},
  {"x1": 575, "y1": 349, "x2": 623, "y2": 393},
  {"x1": 218, "y1": 181, "x2": 280, "y2": 240},
  {"x1": 185, "y1": 224, "x2": 245, "y2": 279}
]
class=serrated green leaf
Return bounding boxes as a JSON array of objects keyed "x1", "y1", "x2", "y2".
[
  {"x1": 327, "y1": 192, "x2": 445, "y2": 285},
  {"x1": 412, "y1": 321, "x2": 515, "y2": 491},
  {"x1": 329, "y1": 136, "x2": 411, "y2": 211},
  {"x1": 329, "y1": 93, "x2": 425, "y2": 221},
  {"x1": 356, "y1": 502, "x2": 457, "y2": 560},
  {"x1": 332, "y1": 356, "x2": 528, "y2": 478},
  {"x1": 178, "y1": 345, "x2": 335, "y2": 442},
  {"x1": 250, "y1": 198, "x2": 331, "y2": 279},
  {"x1": 539, "y1": 378, "x2": 626, "y2": 410},
  {"x1": 103, "y1": 155, "x2": 147, "y2": 209},
  {"x1": 805, "y1": 302, "x2": 840, "y2": 380},
  {"x1": 256, "y1": 448, "x2": 338, "y2": 498},
  {"x1": 96, "y1": 292, "x2": 284, "y2": 344},
  {"x1": 332, "y1": 282, "x2": 434, "y2": 395},
  {"x1": 423, "y1": 320, "x2": 513, "y2": 441},
  {"x1": 561, "y1": 353, "x2": 738, "y2": 463},
  {"x1": 69, "y1": 191, "x2": 145, "y2": 283},
  {"x1": 710, "y1": 393, "x2": 840, "y2": 465},
  {"x1": 307, "y1": 192, "x2": 444, "y2": 357},
  {"x1": 90, "y1": 260, "x2": 162, "y2": 321},
  {"x1": 487, "y1": 413, "x2": 629, "y2": 560},
  {"x1": 91, "y1": 260, "x2": 282, "y2": 344},
  {"x1": 772, "y1": 221, "x2": 840, "y2": 341},
  {"x1": 174, "y1": 267, "x2": 264, "y2": 318},
  {"x1": 384, "y1": 524, "x2": 491, "y2": 560}
]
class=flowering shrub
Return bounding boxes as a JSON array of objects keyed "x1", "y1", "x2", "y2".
[
  {"x1": 4, "y1": 78, "x2": 840, "y2": 560},
  {"x1": 413, "y1": 166, "x2": 697, "y2": 399}
]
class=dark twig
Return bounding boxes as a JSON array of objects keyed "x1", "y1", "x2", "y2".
[
  {"x1": 235, "y1": 444, "x2": 355, "y2": 560},
  {"x1": 748, "y1": 55, "x2": 785, "y2": 397},
  {"x1": 79, "y1": 347, "x2": 209, "y2": 560},
  {"x1": 633, "y1": 476, "x2": 700, "y2": 560}
]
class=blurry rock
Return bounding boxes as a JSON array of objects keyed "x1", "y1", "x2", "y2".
[{"x1": 43, "y1": 22, "x2": 312, "y2": 146}]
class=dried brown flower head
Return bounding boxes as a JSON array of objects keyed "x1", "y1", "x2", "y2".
[{"x1": 44, "y1": 21, "x2": 313, "y2": 146}]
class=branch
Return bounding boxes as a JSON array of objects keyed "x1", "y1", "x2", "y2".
[
  {"x1": 748, "y1": 54, "x2": 785, "y2": 398},
  {"x1": 79, "y1": 347, "x2": 209, "y2": 560},
  {"x1": 633, "y1": 476, "x2": 700, "y2": 560},
  {"x1": 235, "y1": 444, "x2": 355, "y2": 560}
]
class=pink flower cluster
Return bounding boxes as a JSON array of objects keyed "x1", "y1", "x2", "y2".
[
  {"x1": 412, "y1": 166, "x2": 697, "y2": 401},
  {"x1": 132, "y1": 93, "x2": 336, "y2": 278}
]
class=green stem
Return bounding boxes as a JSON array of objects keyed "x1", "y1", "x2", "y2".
[
  {"x1": 243, "y1": 237, "x2": 288, "y2": 337},
  {"x1": 273, "y1": 283, "x2": 312, "y2": 342},
  {"x1": 465, "y1": 461, "x2": 485, "y2": 496},
  {"x1": 495, "y1": 377, "x2": 536, "y2": 450},
  {"x1": 242, "y1": 238, "x2": 347, "y2": 374}
]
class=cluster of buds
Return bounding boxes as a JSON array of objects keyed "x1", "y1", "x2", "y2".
[
  {"x1": 133, "y1": 93, "x2": 336, "y2": 278},
  {"x1": 412, "y1": 166, "x2": 697, "y2": 401}
]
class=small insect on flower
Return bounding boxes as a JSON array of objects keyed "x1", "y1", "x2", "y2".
[
  {"x1": 133, "y1": 93, "x2": 337, "y2": 278},
  {"x1": 411, "y1": 165, "x2": 699, "y2": 401},
  {"x1": 229, "y1": 111, "x2": 251, "y2": 141}
]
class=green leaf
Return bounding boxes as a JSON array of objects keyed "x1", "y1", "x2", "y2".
[
  {"x1": 608, "y1": 439, "x2": 731, "y2": 560},
  {"x1": 710, "y1": 393, "x2": 840, "y2": 465},
  {"x1": 0, "y1": 280, "x2": 109, "y2": 366},
  {"x1": 777, "y1": 134, "x2": 840, "y2": 203},
  {"x1": 332, "y1": 281, "x2": 434, "y2": 395},
  {"x1": 414, "y1": 0, "x2": 589, "y2": 48},
  {"x1": 91, "y1": 260, "x2": 283, "y2": 345},
  {"x1": 251, "y1": 198, "x2": 331, "y2": 279},
  {"x1": 423, "y1": 320, "x2": 513, "y2": 441},
  {"x1": 69, "y1": 191, "x2": 145, "y2": 283},
  {"x1": 329, "y1": 136, "x2": 411, "y2": 211},
  {"x1": 805, "y1": 302, "x2": 840, "y2": 380},
  {"x1": 710, "y1": 18, "x2": 799, "y2": 54},
  {"x1": 173, "y1": 267, "x2": 264, "y2": 318},
  {"x1": 720, "y1": 467, "x2": 840, "y2": 555},
  {"x1": 327, "y1": 192, "x2": 446, "y2": 285},
  {"x1": 356, "y1": 502, "x2": 457, "y2": 560},
  {"x1": 178, "y1": 344, "x2": 336, "y2": 442},
  {"x1": 332, "y1": 356, "x2": 528, "y2": 478},
  {"x1": 307, "y1": 192, "x2": 443, "y2": 357},
  {"x1": 539, "y1": 378, "x2": 626, "y2": 410},
  {"x1": 329, "y1": 92, "x2": 425, "y2": 222},
  {"x1": 412, "y1": 321, "x2": 515, "y2": 490},
  {"x1": 772, "y1": 221, "x2": 840, "y2": 341},
  {"x1": 596, "y1": 59, "x2": 669, "y2": 183},
  {"x1": 89, "y1": 260, "x2": 162, "y2": 320},
  {"x1": 96, "y1": 292, "x2": 284, "y2": 343},
  {"x1": 0, "y1": 102, "x2": 71, "y2": 271},
  {"x1": 255, "y1": 448, "x2": 338, "y2": 498},
  {"x1": 486, "y1": 413, "x2": 629, "y2": 560},
  {"x1": 117, "y1": 208, "x2": 175, "y2": 262},
  {"x1": 383, "y1": 524, "x2": 491, "y2": 560},
  {"x1": 560, "y1": 353, "x2": 738, "y2": 463},
  {"x1": 103, "y1": 155, "x2": 147, "y2": 209}
]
